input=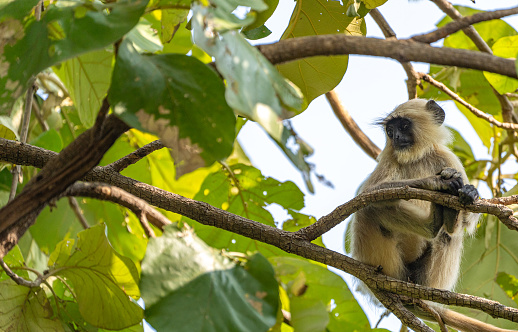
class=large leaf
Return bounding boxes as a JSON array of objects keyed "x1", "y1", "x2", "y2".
[
  {"x1": 48, "y1": 224, "x2": 143, "y2": 330},
  {"x1": 0, "y1": 281, "x2": 63, "y2": 331},
  {"x1": 183, "y1": 163, "x2": 305, "y2": 256},
  {"x1": 457, "y1": 220, "x2": 518, "y2": 330},
  {"x1": 270, "y1": 256, "x2": 373, "y2": 331},
  {"x1": 141, "y1": 226, "x2": 279, "y2": 332},
  {"x1": 277, "y1": 0, "x2": 366, "y2": 105},
  {"x1": 108, "y1": 40, "x2": 236, "y2": 177},
  {"x1": 0, "y1": 0, "x2": 148, "y2": 114},
  {"x1": 483, "y1": 36, "x2": 518, "y2": 95},
  {"x1": 439, "y1": 6, "x2": 517, "y2": 51},
  {"x1": 30, "y1": 198, "x2": 86, "y2": 255},
  {"x1": 54, "y1": 49, "x2": 113, "y2": 128},
  {"x1": 192, "y1": 8, "x2": 314, "y2": 191}
]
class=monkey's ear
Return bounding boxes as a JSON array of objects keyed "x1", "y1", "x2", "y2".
[{"x1": 425, "y1": 100, "x2": 445, "y2": 125}]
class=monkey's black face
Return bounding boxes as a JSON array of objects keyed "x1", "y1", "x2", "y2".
[{"x1": 386, "y1": 117, "x2": 414, "y2": 150}]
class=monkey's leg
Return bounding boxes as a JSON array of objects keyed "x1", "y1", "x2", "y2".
[{"x1": 351, "y1": 215, "x2": 406, "y2": 280}]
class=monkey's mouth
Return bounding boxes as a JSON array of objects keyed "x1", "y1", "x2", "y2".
[{"x1": 394, "y1": 142, "x2": 413, "y2": 150}]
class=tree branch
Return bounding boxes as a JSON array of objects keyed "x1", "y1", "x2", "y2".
[
  {"x1": 325, "y1": 90, "x2": 381, "y2": 160},
  {"x1": 0, "y1": 139, "x2": 517, "y2": 326},
  {"x1": 411, "y1": 6, "x2": 518, "y2": 44},
  {"x1": 256, "y1": 36, "x2": 517, "y2": 78},
  {"x1": 108, "y1": 139, "x2": 166, "y2": 173},
  {"x1": 63, "y1": 182, "x2": 171, "y2": 232},
  {"x1": 429, "y1": 0, "x2": 516, "y2": 124},
  {"x1": 418, "y1": 72, "x2": 518, "y2": 130},
  {"x1": 0, "y1": 112, "x2": 129, "y2": 258}
]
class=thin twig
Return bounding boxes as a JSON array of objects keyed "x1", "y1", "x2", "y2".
[
  {"x1": 67, "y1": 197, "x2": 89, "y2": 229},
  {"x1": 31, "y1": 99, "x2": 49, "y2": 131},
  {"x1": 418, "y1": 73, "x2": 518, "y2": 130},
  {"x1": 9, "y1": 80, "x2": 36, "y2": 202},
  {"x1": 108, "y1": 140, "x2": 166, "y2": 173},
  {"x1": 325, "y1": 90, "x2": 381, "y2": 160},
  {"x1": 139, "y1": 212, "x2": 156, "y2": 238},
  {"x1": 0, "y1": 258, "x2": 42, "y2": 287}
]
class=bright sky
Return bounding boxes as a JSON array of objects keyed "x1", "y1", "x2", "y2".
[{"x1": 238, "y1": 1, "x2": 518, "y2": 330}]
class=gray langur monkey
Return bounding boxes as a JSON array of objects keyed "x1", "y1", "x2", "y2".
[{"x1": 350, "y1": 99, "x2": 516, "y2": 332}]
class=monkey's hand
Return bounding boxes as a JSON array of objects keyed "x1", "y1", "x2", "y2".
[
  {"x1": 438, "y1": 167, "x2": 464, "y2": 195},
  {"x1": 458, "y1": 184, "x2": 478, "y2": 205}
]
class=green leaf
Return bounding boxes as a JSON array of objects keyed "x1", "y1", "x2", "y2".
[
  {"x1": 192, "y1": 11, "x2": 314, "y2": 190},
  {"x1": 141, "y1": 226, "x2": 279, "y2": 332},
  {"x1": 483, "y1": 36, "x2": 518, "y2": 94},
  {"x1": 496, "y1": 272, "x2": 518, "y2": 306},
  {"x1": 277, "y1": 0, "x2": 366, "y2": 104},
  {"x1": 183, "y1": 163, "x2": 305, "y2": 256},
  {"x1": 457, "y1": 220, "x2": 518, "y2": 330},
  {"x1": 439, "y1": 6, "x2": 517, "y2": 51},
  {"x1": 362, "y1": 0, "x2": 388, "y2": 9},
  {"x1": 31, "y1": 198, "x2": 85, "y2": 255},
  {"x1": 270, "y1": 256, "x2": 372, "y2": 331},
  {"x1": 49, "y1": 224, "x2": 143, "y2": 330},
  {"x1": 0, "y1": 115, "x2": 19, "y2": 140},
  {"x1": 30, "y1": 129, "x2": 63, "y2": 153},
  {"x1": 290, "y1": 297, "x2": 329, "y2": 332},
  {"x1": 0, "y1": 246, "x2": 29, "y2": 281},
  {"x1": 242, "y1": 0, "x2": 279, "y2": 32},
  {"x1": 54, "y1": 49, "x2": 113, "y2": 128},
  {"x1": 0, "y1": 281, "x2": 64, "y2": 331},
  {"x1": 242, "y1": 24, "x2": 272, "y2": 40},
  {"x1": 108, "y1": 40, "x2": 236, "y2": 177},
  {"x1": 0, "y1": 0, "x2": 148, "y2": 114}
]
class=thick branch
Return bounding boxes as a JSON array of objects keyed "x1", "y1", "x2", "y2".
[
  {"x1": 256, "y1": 36, "x2": 517, "y2": 79},
  {"x1": 0, "y1": 111, "x2": 129, "y2": 257},
  {"x1": 412, "y1": 6, "x2": 518, "y2": 44},
  {"x1": 419, "y1": 73, "x2": 518, "y2": 130},
  {"x1": 325, "y1": 90, "x2": 381, "y2": 160},
  {"x1": 0, "y1": 139, "x2": 517, "y2": 324}
]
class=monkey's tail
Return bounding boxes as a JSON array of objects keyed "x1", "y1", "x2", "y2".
[{"x1": 437, "y1": 308, "x2": 517, "y2": 332}]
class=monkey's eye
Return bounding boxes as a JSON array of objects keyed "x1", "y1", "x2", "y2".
[{"x1": 386, "y1": 128, "x2": 393, "y2": 138}]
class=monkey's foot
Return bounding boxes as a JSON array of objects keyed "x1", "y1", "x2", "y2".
[{"x1": 458, "y1": 184, "x2": 478, "y2": 205}]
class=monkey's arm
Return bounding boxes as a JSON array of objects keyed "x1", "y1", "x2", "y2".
[
  {"x1": 368, "y1": 168, "x2": 465, "y2": 195},
  {"x1": 364, "y1": 168, "x2": 479, "y2": 237}
]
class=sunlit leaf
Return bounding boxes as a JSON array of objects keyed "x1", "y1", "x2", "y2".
[
  {"x1": 49, "y1": 224, "x2": 143, "y2": 330},
  {"x1": 439, "y1": 6, "x2": 517, "y2": 51},
  {"x1": 0, "y1": 246, "x2": 28, "y2": 281},
  {"x1": 54, "y1": 49, "x2": 113, "y2": 128},
  {"x1": 457, "y1": 220, "x2": 518, "y2": 330},
  {"x1": 183, "y1": 163, "x2": 304, "y2": 256},
  {"x1": 496, "y1": 272, "x2": 518, "y2": 306},
  {"x1": 484, "y1": 36, "x2": 518, "y2": 94},
  {"x1": 0, "y1": 116, "x2": 19, "y2": 140},
  {"x1": 277, "y1": 0, "x2": 366, "y2": 105},
  {"x1": 0, "y1": 281, "x2": 64, "y2": 331}
]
